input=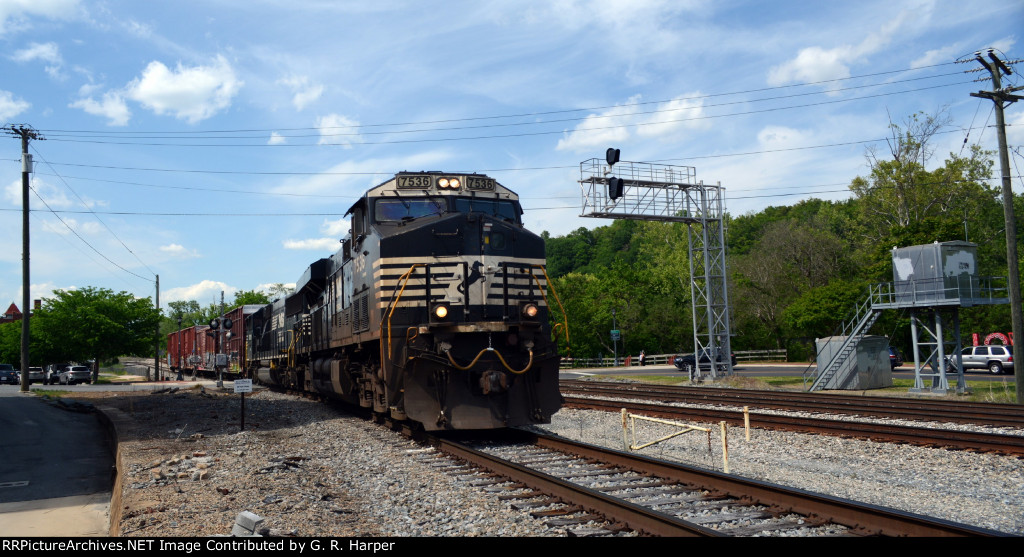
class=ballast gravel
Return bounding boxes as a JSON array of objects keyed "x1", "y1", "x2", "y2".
[{"x1": 72, "y1": 384, "x2": 1024, "y2": 537}]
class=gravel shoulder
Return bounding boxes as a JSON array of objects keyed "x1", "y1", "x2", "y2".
[{"x1": 62, "y1": 384, "x2": 1024, "y2": 537}]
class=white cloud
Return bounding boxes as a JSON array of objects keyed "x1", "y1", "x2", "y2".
[
  {"x1": 767, "y1": 46, "x2": 853, "y2": 89},
  {"x1": 0, "y1": 0, "x2": 80, "y2": 36},
  {"x1": 278, "y1": 75, "x2": 324, "y2": 111},
  {"x1": 556, "y1": 94, "x2": 708, "y2": 152},
  {"x1": 316, "y1": 113, "x2": 363, "y2": 147},
  {"x1": 163, "y1": 280, "x2": 235, "y2": 305},
  {"x1": 11, "y1": 41, "x2": 63, "y2": 78},
  {"x1": 69, "y1": 91, "x2": 131, "y2": 126},
  {"x1": 0, "y1": 90, "x2": 30, "y2": 120},
  {"x1": 159, "y1": 243, "x2": 200, "y2": 259},
  {"x1": 5, "y1": 176, "x2": 79, "y2": 209},
  {"x1": 125, "y1": 55, "x2": 242, "y2": 124},
  {"x1": 766, "y1": 8, "x2": 918, "y2": 91},
  {"x1": 910, "y1": 45, "x2": 961, "y2": 69},
  {"x1": 1006, "y1": 111, "x2": 1024, "y2": 148},
  {"x1": 282, "y1": 218, "x2": 351, "y2": 252},
  {"x1": 268, "y1": 132, "x2": 286, "y2": 145},
  {"x1": 282, "y1": 238, "x2": 341, "y2": 251},
  {"x1": 320, "y1": 218, "x2": 350, "y2": 238}
]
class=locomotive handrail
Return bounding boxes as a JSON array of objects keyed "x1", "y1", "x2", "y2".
[
  {"x1": 530, "y1": 264, "x2": 571, "y2": 355},
  {"x1": 381, "y1": 264, "x2": 426, "y2": 367},
  {"x1": 286, "y1": 329, "x2": 297, "y2": 370}
]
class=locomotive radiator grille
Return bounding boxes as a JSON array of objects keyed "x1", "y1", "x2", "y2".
[{"x1": 373, "y1": 256, "x2": 547, "y2": 311}]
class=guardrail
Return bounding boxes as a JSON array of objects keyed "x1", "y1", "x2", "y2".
[{"x1": 734, "y1": 349, "x2": 788, "y2": 362}]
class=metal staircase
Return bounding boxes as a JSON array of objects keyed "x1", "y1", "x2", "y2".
[{"x1": 807, "y1": 295, "x2": 882, "y2": 391}]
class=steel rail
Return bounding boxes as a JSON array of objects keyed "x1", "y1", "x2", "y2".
[
  {"x1": 564, "y1": 396, "x2": 1024, "y2": 456},
  {"x1": 525, "y1": 433, "x2": 1006, "y2": 537},
  {"x1": 430, "y1": 435, "x2": 724, "y2": 537},
  {"x1": 561, "y1": 380, "x2": 1024, "y2": 428}
]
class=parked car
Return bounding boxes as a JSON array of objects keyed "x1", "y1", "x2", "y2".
[
  {"x1": 26, "y1": 367, "x2": 44, "y2": 384},
  {"x1": 59, "y1": 365, "x2": 92, "y2": 385},
  {"x1": 46, "y1": 363, "x2": 69, "y2": 385},
  {"x1": 947, "y1": 345, "x2": 1015, "y2": 375},
  {"x1": 888, "y1": 347, "x2": 903, "y2": 370},
  {"x1": 0, "y1": 364, "x2": 17, "y2": 385},
  {"x1": 673, "y1": 349, "x2": 737, "y2": 373}
]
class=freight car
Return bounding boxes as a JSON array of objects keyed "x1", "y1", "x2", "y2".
[
  {"x1": 166, "y1": 304, "x2": 263, "y2": 380},
  {"x1": 249, "y1": 171, "x2": 566, "y2": 430}
]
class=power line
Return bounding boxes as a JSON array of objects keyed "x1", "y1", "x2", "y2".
[
  {"x1": 11, "y1": 123, "x2": 1003, "y2": 180},
  {"x1": 40, "y1": 82, "x2": 973, "y2": 148},
  {"x1": 30, "y1": 145, "x2": 157, "y2": 278},
  {"x1": 39, "y1": 62, "x2": 960, "y2": 139},
  {"x1": 39, "y1": 70, "x2": 968, "y2": 142}
]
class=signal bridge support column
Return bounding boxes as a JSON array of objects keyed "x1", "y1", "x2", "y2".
[{"x1": 578, "y1": 155, "x2": 733, "y2": 379}]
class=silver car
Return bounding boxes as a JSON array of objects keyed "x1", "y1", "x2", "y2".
[
  {"x1": 27, "y1": 367, "x2": 44, "y2": 384},
  {"x1": 949, "y1": 345, "x2": 1015, "y2": 375},
  {"x1": 59, "y1": 365, "x2": 93, "y2": 385}
]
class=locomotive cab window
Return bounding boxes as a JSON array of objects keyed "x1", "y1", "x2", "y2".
[
  {"x1": 374, "y1": 198, "x2": 446, "y2": 223},
  {"x1": 453, "y1": 198, "x2": 520, "y2": 223}
]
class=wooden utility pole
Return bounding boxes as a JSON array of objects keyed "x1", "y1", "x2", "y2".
[
  {"x1": 969, "y1": 50, "x2": 1024, "y2": 403},
  {"x1": 2, "y1": 125, "x2": 44, "y2": 393}
]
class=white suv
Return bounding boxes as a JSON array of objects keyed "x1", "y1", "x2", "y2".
[{"x1": 949, "y1": 345, "x2": 1014, "y2": 375}]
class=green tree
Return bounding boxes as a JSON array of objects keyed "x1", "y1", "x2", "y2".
[
  {"x1": 233, "y1": 290, "x2": 271, "y2": 307},
  {"x1": 849, "y1": 111, "x2": 996, "y2": 245},
  {"x1": 33, "y1": 287, "x2": 161, "y2": 382},
  {"x1": 730, "y1": 218, "x2": 853, "y2": 350},
  {"x1": 265, "y1": 283, "x2": 294, "y2": 299}
]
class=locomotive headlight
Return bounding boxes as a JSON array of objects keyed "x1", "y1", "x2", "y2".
[
  {"x1": 521, "y1": 302, "x2": 539, "y2": 319},
  {"x1": 432, "y1": 303, "x2": 451, "y2": 320},
  {"x1": 437, "y1": 177, "x2": 461, "y2": 189},
  {"x1": 438, "y1": 178, "x2": 450, "y2": 188}
]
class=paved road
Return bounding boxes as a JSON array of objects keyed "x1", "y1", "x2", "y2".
[
  {"x1": 0, "y1": 389, "x2": 113, "y2": 537},
  {"x1": 0, "y1": 379, "x2": 222, "y2": 537}
]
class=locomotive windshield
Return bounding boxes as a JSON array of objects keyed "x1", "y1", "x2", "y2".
[
  {"x1": 453, "y1": 198, "x2": 520, "y2": 223},
  {"x1": 374, "y1": 197, "x2": 446, "y2": 223}
]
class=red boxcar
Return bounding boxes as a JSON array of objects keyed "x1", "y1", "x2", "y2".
[{"x1": 166, "y1": 305, "x2": 265, "y2": 379}]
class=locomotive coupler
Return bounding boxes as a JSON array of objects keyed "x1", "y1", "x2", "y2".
[{"x1": 479, "y1": 369, "x2": 508, "y2": 395}]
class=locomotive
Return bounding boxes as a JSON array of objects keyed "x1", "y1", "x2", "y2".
[{"x1": 172, "y1": 171, "x2": 566, "y2": 430}]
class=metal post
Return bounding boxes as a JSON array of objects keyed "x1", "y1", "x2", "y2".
[
  {"x1": 154, "y1": 274, "x2": 159, "y2": 381},
  {"x1": 176, "y1": 314, "x2": 183, "y2": 381},
  {"x1": 612, "y1": 309, "x2": 618, "y2": 366}
]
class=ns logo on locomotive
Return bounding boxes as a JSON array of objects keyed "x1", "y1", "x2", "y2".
[{"x1": 242, "y1": 171, "x2": 566, "y2": 430}]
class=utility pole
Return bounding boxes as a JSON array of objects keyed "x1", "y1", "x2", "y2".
[
  {"x1": 3, "y1": 124, "x2": 44, "y2": 393},
  {"x1": 969, "y1": 50, "x2": 1024, "y2": 403}
]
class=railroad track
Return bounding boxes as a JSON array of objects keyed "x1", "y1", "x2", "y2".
[
  {"x1": 565, "y1": 396, "x2": 1024, "y2": 456},
  {"x1": 420, "y1": 429, "x2": 1005, "y2": 537},
  {"x1": 561, "y1": 379, "x2": 1024, "y2": 428},
  {"x1": 561, "y1": 382, "x2": 1024, "y2": 456}
]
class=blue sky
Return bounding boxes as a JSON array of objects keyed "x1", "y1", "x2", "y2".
[{"x1": 1, "y1": 0, "x2": 1022, "y2": 311}]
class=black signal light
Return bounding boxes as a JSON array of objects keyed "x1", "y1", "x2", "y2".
[
  {"x1": 608, "y1": 177, "x2": 624, "y2": 200},
  {"x1": 606, "y1": 148, "x2": 620, "y2": 166}
]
